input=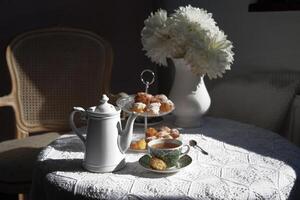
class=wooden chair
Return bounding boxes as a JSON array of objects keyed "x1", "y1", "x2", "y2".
[{"x1": 0, "y1": 28, "x2": 113, "y2": 199}]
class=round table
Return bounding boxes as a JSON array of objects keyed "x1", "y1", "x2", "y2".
[{"x1": 30, "y1": 117, "x2": 300, "y2": 200}]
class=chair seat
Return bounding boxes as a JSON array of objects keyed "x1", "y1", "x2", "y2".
[{"x1": 0, "y1": 132, "x2": 60, "y2": 193}]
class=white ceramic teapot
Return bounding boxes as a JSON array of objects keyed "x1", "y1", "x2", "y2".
[{"x1": 69, "y1": 94, "x2": 137, "y2": 173}]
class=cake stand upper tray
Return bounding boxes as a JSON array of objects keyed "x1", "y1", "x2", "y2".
[{"x1": 116, "y1": 95, "x2": 174, "y2": 117}]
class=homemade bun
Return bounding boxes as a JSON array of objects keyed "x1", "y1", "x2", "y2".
[
  {"x1": 132, "y1": 92, "x2": 174, "y2": 115},
  {"x1": 134, "y1": 92, "x2": 152, "y2": 105},
  {"x1": 131, "y1": 102, "x2": 146, "y2": 113},
  {"x1": 150, "y1": 157, "x2": 167, "y2": 170}
]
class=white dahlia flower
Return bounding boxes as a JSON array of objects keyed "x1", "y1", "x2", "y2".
[{"x1": 141, "y1": 5, "x2": 234, "y2": 79}]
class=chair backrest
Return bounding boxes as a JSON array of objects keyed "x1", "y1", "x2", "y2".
[{"x1": 5, "y1": 28, "x2": 113, "y2": 138}]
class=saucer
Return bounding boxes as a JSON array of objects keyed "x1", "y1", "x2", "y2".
[{"x1": 138, "y1": 154, "x2": 192, "y2": 173}]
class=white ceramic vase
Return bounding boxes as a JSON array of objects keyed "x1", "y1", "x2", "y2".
[{"x1": 169, "y1": 58, "x2": 211, "y2": 127}]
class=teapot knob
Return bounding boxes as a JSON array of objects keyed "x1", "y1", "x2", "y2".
[
  {"x1": 94, "y1": 94, "x2": 117, "y2": 114},
  {"x1": 100, "y1": 94, "x2": 109, "y2": 104}
]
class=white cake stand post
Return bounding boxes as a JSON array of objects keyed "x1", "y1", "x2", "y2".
[{"x1": 140, "y1": 69, "x2": 155, "y2": 133}]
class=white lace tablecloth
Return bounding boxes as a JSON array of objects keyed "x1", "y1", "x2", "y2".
[{"x1": 30, "y1": 117, "x2": 300, "y2": 200}]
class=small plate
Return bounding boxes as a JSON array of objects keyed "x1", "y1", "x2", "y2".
[
  {"x1": 134, "y1": 116, "x2": 163, "y2": 126},
  {"x1": 127, "y1": 148, "x2": 147, "y2": 153},
  {"x1": 138, "y1": 154, "x2": 192, "y2": 173},
  {"x1": 116, "y1": 95, "x2": 174, "y2": 117}
]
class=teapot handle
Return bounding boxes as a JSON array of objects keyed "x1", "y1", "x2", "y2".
[{"x1": 70, "y1": 107, "x2": 86, "y2": 144}]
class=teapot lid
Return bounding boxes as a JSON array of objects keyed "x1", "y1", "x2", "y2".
[{"x1": 93, "y1": 94, "x2": 119, "y2": 115}]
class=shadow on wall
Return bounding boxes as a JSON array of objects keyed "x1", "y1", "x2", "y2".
[
  {"x1": 0, "y1": 0, "x2": 157, "y2": 141},
  {"x1": 0, "y1": 0, "x2": 156, "y2": 95}
]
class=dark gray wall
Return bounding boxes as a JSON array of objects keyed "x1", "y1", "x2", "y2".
[
  {"x1": 0, "y1": 0, "x2": 156, "y2": 140},
  {"x1": 0, "y1": 0, "x2": 156, "y2": 94}
]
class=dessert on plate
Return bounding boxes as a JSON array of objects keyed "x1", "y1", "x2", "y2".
[
  {"x1": 131, "y1": 92, "x2": 174, "y2": 115},
  {"x1": 149, "y1": 157, "x2": 167, "y2": 170},
  {"x1": 130, "y1": 126, "x2": 180, "y2": 151}
]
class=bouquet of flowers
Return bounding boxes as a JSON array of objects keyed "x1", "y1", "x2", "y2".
[{"x1": 141, "y1": 5, "x2": 234, "y2": 79}]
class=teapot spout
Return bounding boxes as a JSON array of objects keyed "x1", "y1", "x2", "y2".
[{"x1": 118, "y1": 113, "x2": 138, "y2": 153}]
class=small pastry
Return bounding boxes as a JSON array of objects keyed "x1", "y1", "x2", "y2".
[
  {"x1": 146, "y1": 102, "x2": 161, "y2": 115},
  {"x1": 149, "y1": 157, "x2": 167, "y2": 171},
  {"x1": 146, "y1": 127, "x2": 158, "y2": 137},
  {"x1": 160, "y1": 126, "x2": 171, "y2": 133},
  {"x1": 160, "y1": 100, "x2": 174, "y2": 112},
  {"x1": 157, "y1": 130, "x2": 170, "y2": 138},
  {"x1": 130, "y1": 141, "x2": 139, "y2": 150},
  {"x1": 130, "y1": 139, "x2": 146, "y2": 150},
  {"x1": 162, "y1": 135, "x2": 173, "y2": 139},
  {"x1": 150, "y1": 96, "x2": 161, "y2": 103},
  {"x1": 145, "y1": 136, "x2": 157, "y2": 143},
  {"x1": 137, "y1": 139, "x2": 147, "y2": 150},
  {"x1": 170, "y1": 128, "x2": 180, "y2": 139},
  {"x1": 134, "y1": 92, "x2": 152, "y2": 104},
  {"x1": 155, "y1": 94, "x2": 169, "y2": 103},
  {"x1": 131, "y1": 102, "x2": 146, "y2": 113}
]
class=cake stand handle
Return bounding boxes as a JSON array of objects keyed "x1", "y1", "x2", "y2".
[{"x1": 140, "y1": 69, "x2": 155, "y2": 133}]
